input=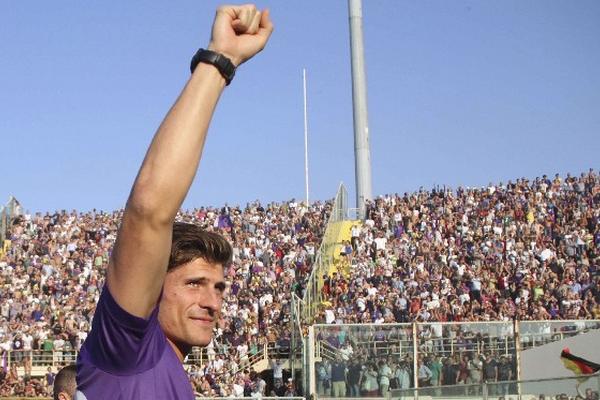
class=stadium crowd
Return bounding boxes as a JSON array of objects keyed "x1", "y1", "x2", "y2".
[
  {"x1": 318, "y1": 170, "x2": 600, "y2": 325},
  {"x1": 313, "y1": 169, "x2": 600, "y2": 394},
  {"x1": 1, "y1": 170, "x2": 599, "y2": 396},
  {"x1": 0, "y1": 199, "x2": 328, "y2": 397}
]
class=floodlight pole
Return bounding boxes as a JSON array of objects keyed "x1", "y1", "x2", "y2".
[{"x1": 348, "y1": 0, "x2": 373, "y2": 220}]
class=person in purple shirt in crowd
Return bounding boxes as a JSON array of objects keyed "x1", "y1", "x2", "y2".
[{"x1": 75, "y1": 4, "x2": 273, "y2": 399}]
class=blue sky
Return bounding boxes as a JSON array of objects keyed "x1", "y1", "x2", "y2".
[{"x1": 1, "y1": 1, "x2": 599, "y2": 213}]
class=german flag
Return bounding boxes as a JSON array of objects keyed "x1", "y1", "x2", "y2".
[{"x1": 560, "y1": 348, "x2": 600, "y2": 376}]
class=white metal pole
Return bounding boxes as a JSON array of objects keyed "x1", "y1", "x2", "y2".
[
  {"x1": 308, "y1": 326, "x2": 316, "y2": 398},
  {"x1": 303, "y1": 68, "x2": 310, "y2": 207}
]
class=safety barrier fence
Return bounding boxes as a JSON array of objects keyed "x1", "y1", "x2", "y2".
[
  {"x1": 388, "y1": 373, "x2": 600, "y2": 399},
  {"x1": 194, "y1": 398, "x2": 305, "y2": 400},
  {"x1": 4, "y1": 318, "x2": 599, "y2": 399},
  {"x1": 184, "y1": 342, "x2": 287, "y2": 378},
  {"x1": 308, "y1": 320, "x2": 600, "y2": 398},
  {"x1": 2, "y1": 398, "x2": 49, "y2": 400},
  {"x1": 2, "y1": 350, "x2": 78, "y2": 369},
  {"x1": 314, "y1": 373, "x2": 600, "y2": 398},
  {"x1": 3, "y1": 340, "x2": 293, "y2": 377},
  {"x1": 2, "y1": 396, "x2": 306, "y2": 400},
  {"x1": 5, "y1": 320, "x2": 600, "y2": 367}
]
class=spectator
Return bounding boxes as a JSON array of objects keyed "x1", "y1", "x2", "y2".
[
  {"x1": 394, "y1": 359, "x2": 412, "y2": 390},
  {"x1": 271, "y1": 359, "x2": 284, "y2": 388},
  {"x1": 483, "y1": 352, "x2": 498, "y2": 390},
  {"x1": 417, "y1": 356, "x2": 432, "y2": 387},
  {"x1": 467, "y1": 354, "x2": 483, "y2": 395},
  {"x1": 331, "y1": 356, "x2": 347, "y2": 397},
  {"x1": 53, "y1": 364, "x2": 77, "y2": 400},
  {"x1": 497, "y1": 355, "x2": 513, "y2": 395},
  {"x1": 378, "y1": 359, "x2": 392, "y2": 396},
  {"x1": 347, "y1": 358, "x2": 362, "y2": 397},
  {"x1": 316, "y1": 359, "x2": 331, "y2": 396},
  {"x1": 45, "y1": 367, "x2": 56, "y2": 393},
  {"x1": 428, "y1": 354, "x2": 443, "y2": 393},
  {"x1": 360, "y1": 363, "x2": 379, "y2": 396}
]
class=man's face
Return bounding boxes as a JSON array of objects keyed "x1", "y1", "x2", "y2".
[{"x1": 159, "y1": 258, "x2": 225, "y2": 357}]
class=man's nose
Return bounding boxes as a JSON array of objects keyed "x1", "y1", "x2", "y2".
[{"x1": 203, "y1": 289, "x2": 221, "y2": 313}]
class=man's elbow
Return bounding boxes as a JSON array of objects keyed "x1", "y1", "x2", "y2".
[{"x1": 125, "y1": 186, "x2": 176, "y2": 227}]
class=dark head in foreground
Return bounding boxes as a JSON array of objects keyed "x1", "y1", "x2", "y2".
[{"x1": 53, "y1": 365, "x2": 77, "y2": 400}]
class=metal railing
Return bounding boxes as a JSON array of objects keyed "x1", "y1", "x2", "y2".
[
  {"x1": 308, "y1": 320, "x2": 600, "y2": 398},
  {"x1": 519, "y1": 320, "x2": 598, "y2": 350},
  {"x1": 346, "y1": 207, "x2": 360, "y2": 221},
  {"x1": 1, "y1": 398, "x2": 49, "y2": 400},
  {"x1": 2, "y1": 349, "x2": 79, "y2": 370},
  {"x1": 301, "y1": 183, "x2": 348, "y2": 324},
  {"x1": 314, "y1": 320, "x2": 599, "y2": 363},
  {"x1": 195, "y1": 398, "x2": 304, "y2": 400},
  {"x1": 4, "y1": 341, "x2": 292, "y2": 378},
  {"x1": 184, "y1": 341, "x2": 293, "y2": 375},
  {"x1": 388, "y1": 373, "x2": 600, "y2": 399}
]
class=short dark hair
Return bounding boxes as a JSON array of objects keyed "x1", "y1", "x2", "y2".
[
  {"x1": 53, "y1": 364, "x2": 77, "y2": 400},
  {"x1": 168, "y1": 222, "x2": 232, "y2": 271}
]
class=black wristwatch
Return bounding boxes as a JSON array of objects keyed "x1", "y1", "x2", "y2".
[{"x1": 190, "y1": 48, "x2": 236, "y2": 86}]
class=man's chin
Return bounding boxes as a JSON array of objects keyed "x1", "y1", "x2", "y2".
[
  {"x1": 190, "y1": 329, "x2": 213, "y2": 347},
  {"x1": 192, "y1": 336, "x2": 212, "y2": 347}
]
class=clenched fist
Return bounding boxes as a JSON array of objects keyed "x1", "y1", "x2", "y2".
[{"x1": 208, "y1": 4, "x2": 274, "y2": 67}]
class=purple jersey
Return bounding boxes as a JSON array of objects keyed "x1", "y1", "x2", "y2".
[{"x1": 76, "y1": 287, "x2": 194, "y2": 399}]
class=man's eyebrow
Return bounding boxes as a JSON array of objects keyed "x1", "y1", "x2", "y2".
[{"x1": 185, "y1": 277, "x2": 208, "y2": 284}]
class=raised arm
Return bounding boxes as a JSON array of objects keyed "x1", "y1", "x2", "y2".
[{"x1": 107, "y1": 5, "x2": 273, "y2": 318}]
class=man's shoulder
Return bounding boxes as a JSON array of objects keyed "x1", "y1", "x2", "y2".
[
  {"x1": 77, "y1": 341, "x2": 193, "y2": 399},
  {"x1": 80, "y1": 286, "x2": 165, "y2": 375}
]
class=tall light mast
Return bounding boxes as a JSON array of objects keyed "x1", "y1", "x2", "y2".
[{"x1": 348, "y1": 0, "x2": 373, "y2": 219}]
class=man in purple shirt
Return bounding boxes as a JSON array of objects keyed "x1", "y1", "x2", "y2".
[{"x1": 75, "y1": 5, "x2": 273, "y2": 399}]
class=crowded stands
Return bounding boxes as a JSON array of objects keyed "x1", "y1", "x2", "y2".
[
  {"x1": 1, "y1": 169, "x2": 600, "y2": 396},
  {"x1": 312, "y1": 169, "x2": 600, "y2": 395},
  {"x1": 317, "y1": 170, "x2": 600, "y2": 325}
]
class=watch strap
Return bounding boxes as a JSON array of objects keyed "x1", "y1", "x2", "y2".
[{"x1": 190, "y1": 49, "x2": 236, "y2": 86}]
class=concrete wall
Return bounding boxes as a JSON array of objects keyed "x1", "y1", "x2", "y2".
[
  {"x1": 520, "y1": 329, "x2": 600, "y2": 395},
  {"x1": 521, "y1": 329, "x2": 600, "y2": 380}
]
